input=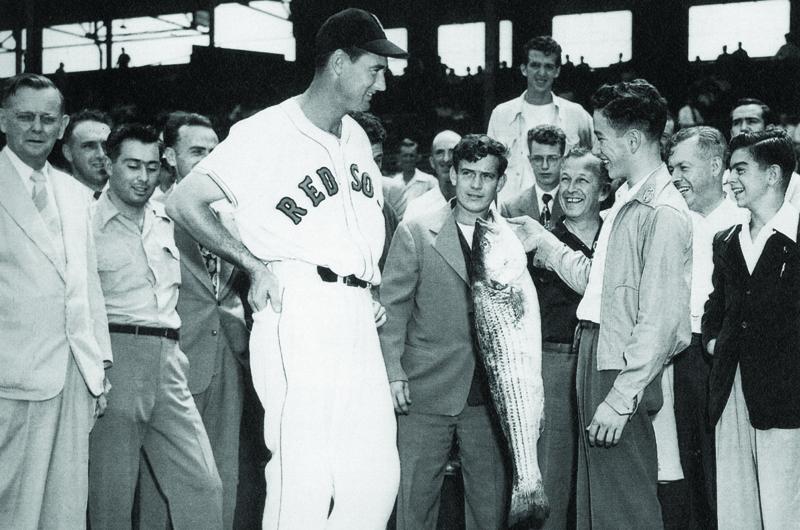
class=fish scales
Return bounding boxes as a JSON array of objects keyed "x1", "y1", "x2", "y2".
[{"x1": 471, "y1": 212, "x2": 549, "y2": 526}]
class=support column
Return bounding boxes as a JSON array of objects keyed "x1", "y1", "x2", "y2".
[
  {"x1": 104, "y1": 18, "x2": 113, "y2": 70},
  {"x1": 24, "y1": 0, "x2": 42, "y2": 73},
  {"x1": 13, "y1": 28, "x2": 23, "y2": 74},
  {"x1": 208, "y1": 0, "x2": 216, "y2": 48},
  {"x1": 484, "y1": 0, "x2": 499, "y2": 124}
]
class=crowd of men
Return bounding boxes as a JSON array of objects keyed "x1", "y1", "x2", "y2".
[{"x1": 1, "y1": 7, "x2": 798, "y2": 530}]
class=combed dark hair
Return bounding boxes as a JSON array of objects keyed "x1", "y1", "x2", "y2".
[
  {"x1": 731, "y1": 97, "x2": 773, "y2": 126},
  {"x1": 563, "y1": 146, "x2": 610, "y2": 186},
  {"x1": 314, "y1": 46, "x2": 369, "y2": 71},
  {"x1": 163, "y1": 111, "x2": 214, "y2": 148},
  {"x1": 669, "y1": 126, "x2": 728, "y2": 167},
  {"x1": 349, "y1": 111, "x2": 386, "y2": 145},
  {"x1": 452, "y1": 134, "x2": 509, "y2": 175},
  {"x1": 591, "y1": 79, "x2": 668, "y2": 141},
  {"x1": 729, "y1": 129, "x2": 796, "y2": 191},
  {"x1": 63, "y1": 109, "x2": 112, "y2": 143},
  {"x1": 399, "y1": 138, "x2": 418, "y2": 151},
  {"x1": 1, "y1": 73, "x2": 65, "y2": 113},
  {"x1": 106, "y1": 123, "x2": 162, "y2": 162},
  {"x1": 527, "y1": 124, "x2": 567, "y2": 155},
  {"x1": 522, "y1": 36, "x2": 562, "y2": 66}
]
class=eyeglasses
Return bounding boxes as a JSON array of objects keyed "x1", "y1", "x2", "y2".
[{"x1": 10, "y1": 112, "x2": 61, "y2": 127}]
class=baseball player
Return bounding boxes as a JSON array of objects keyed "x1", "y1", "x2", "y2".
[{"x1": 166, "y1": 8, "x2": 407, "y2": 530}]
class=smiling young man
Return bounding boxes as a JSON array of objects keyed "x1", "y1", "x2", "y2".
[
  {"x1": 61, "y1": 108, "x2": 112, "y2": 198},
  {"x1": 527, "y1": 147, "x2": 608, "y2": 530},
  {"x1": 379, "y1": 134, "x2": 509, "y2": 529},
  {"x1": 703, "y1": 129, "x2": 800, "y2": 529},
  {"x1": 89, "y1": 123, "x2": 223, "y2": 529},
  {"x1": 510, "y1": 79, "x2": 692, "y2": 529},
  {"x1": 488, "y1": 36, "x2": 593, "y2": 202},
  {"x1": 166, "y1": 8, "x2": 407, "y2": 529}
]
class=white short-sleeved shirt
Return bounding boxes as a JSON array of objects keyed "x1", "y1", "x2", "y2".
[{"x1": 195, "y1": 97, "x2": 386, "y2": 285}]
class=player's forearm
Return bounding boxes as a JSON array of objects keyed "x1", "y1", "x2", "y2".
[{"x1": 167, "y1": 193, "x2": 262, "y2": 276}]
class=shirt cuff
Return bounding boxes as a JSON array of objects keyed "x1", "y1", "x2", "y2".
[
  {"x1": 532, "y1": 232, "x2": 566, "y2": 269},
  {"x1": 604, "y1": 385, "x2": 638, "y2": 416}
]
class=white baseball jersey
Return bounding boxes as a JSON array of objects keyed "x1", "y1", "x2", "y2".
[{"x1": 195, "y1": 96, "x2": 386, "y2": 285}]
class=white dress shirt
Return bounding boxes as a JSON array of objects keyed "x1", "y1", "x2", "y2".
[
  {"x1": 689, "y1": 198, "x2": 748, "y2": 333},
  {"x1": 535, "y1": 184, "x2": 559, "y2": 218},
  {"x1": 576, "y1": 173, "x2": 649, "y2": 323}
]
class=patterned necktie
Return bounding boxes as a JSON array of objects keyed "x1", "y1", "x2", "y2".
[
  {"x1": 198, "y1": 244, "x2": 219, "y2": 295},
  {"x1": 540, "y1": 193, "x2": 553, "y2": 230},
  {"x1": 30, "y1": 170, "x2": 61, "y2": 237}
]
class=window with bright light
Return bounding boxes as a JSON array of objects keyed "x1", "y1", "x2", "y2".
[
  {"x1": 552, "y1": 11, "x2": 632, "y2": 68},
  {"x1": 0, "y1": 31, "x2": 20, "y2": 77},
  {"x1": 384, "y1": 28, "x2": 407, "y2": 75},
  {"x1": 688, "y1": 0, "x2": 789, "y2": 60},
  {"x1": 437, "y1": 20, "x2": 512, "y2": 75}
]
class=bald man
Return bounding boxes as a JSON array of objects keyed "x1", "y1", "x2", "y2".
[{"x1": 404, "y1": 130, "x2": 462, "y2": 221}]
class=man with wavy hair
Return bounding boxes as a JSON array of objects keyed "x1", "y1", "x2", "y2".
[{"x1": 511, "y1": 79, "x2": 692, "y2": 528}]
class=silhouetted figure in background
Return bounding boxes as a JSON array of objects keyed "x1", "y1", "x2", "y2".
[
  {"x1": 776, "y1": 33, "x2": 800, "y2": 60},
  {"x1": 731, "y1": 42, "x2": 749, "y2": 61},
  {"x1": 117, "y1": 48, "x2": 131, "y2": 69}
]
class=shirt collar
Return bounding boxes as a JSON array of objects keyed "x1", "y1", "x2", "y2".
[
  {"x1": 94, "y1": 191, "x2": 169, "y2": 230},
  {"x1": 281, "y1": 96, "x2": 352, "y2": 146},
  {"x1": 512, "y1": 91, "x2": 561, "y2": 123},
  {"x1": 535, "y1": 184, "x2": 559, "y2": 204},
  {"x1": 4, "y1": 145, "x2": 50, "y2": 182},
  {"x1": 762, "y1": 201, "x2": 799, "y2": 243}
]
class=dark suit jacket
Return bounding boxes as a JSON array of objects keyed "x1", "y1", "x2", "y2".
[
  {"x1": 702, "y1": 222, "x2": 800, "y2": 429},
  {"x1": 174, "y1": 218, "x2": 249, "y2": 395},
  {"x1": 500, "y1": 185, "x2": 564, "y2": 224},
  {"x1": 379, "y1": 202, "x2": 479, "y2": 416}
]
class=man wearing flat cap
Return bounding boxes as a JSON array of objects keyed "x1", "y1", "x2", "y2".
[{"x1": 166, "y1": 8, "x2": 407, "y2": 530}]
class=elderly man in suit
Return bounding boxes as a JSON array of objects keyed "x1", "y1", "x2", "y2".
[
  {"x1": 0, "y1": 74, "x2": 111, "y2": 528},
  {"x1": 502, "y1": 124, "x2": 566, "y2": 228},
  {"x1": 139, "y1": 111, "x2": 248, "y2": 529},
  {"x1": 380, "y1": 134, "x2": 510, "y2": 530}
]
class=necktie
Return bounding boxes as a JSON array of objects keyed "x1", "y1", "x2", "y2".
[
  {"x1": 199, "y1": 244, "x2": 219, "y2": 295},
  {"x1": 540, "y1": 193, "x2": 552, "y2": 230},
  {"x1": 30, "y1": 170, "x2": 61, "y2": 237}
]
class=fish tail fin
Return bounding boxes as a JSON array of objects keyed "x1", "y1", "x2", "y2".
[{"x1": 508, "y1": 482, "x2": 550, "y2": 526}]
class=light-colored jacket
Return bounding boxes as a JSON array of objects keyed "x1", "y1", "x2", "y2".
[
  {"x1": 0, "y1": 151, "x2": 111, "y2": 400},
  {"x1": 379, "y1": 202, "x2": 477, "y2": 416},
  {"x1": 534, "y1": 165, "x2": 692, "y2": 412},
  {"x1": 487, "y1": 91, "x2": 594, "y2": 203}
]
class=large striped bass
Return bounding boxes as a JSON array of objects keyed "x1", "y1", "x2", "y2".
[{"x1": 471, "y1": 212, "x2": 549, "y2": 526}]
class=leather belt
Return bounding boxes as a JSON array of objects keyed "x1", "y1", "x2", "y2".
[
  {"x1": 316, "y1": 266, "x2": 370, "y2": 289},
  {"x1": 109, "y1": 323, "x2": 179, "y2": 341},
  {"x1": 542, "y1": 341, "x2": 574, "y2": 354}
]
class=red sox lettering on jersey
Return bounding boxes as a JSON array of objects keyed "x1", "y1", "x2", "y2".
[{"x1": 276, "y1": 164, "x2": 374, "y2": 225}]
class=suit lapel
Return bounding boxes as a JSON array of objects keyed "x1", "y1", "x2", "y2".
[
  {"x1": 0, "y1": 153, "x2": 66, "y2": 280},
  {"x1": 551, "y1": 189, "x2": 565, "y2": 224},
  {"x1": 174, "y1": 223, "x2": 215, "y2": 294},
  {"x1": 432, "y1": 206, "x2": 468, "y2": 284}
]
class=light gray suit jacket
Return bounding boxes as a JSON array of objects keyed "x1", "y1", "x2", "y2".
[
  {"x1": 379, "y1": 202, "x2": 477, "y2": 416},
  {"x1": 174, "y1": 217, "x2": 249, "y2": 395},
  {"x1": 0, "y1": 150, "x2": 111, "y2": 400}
]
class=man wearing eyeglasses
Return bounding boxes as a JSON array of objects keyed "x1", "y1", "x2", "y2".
[
  {"x1": 0, "y1": 74, "x2": 112, "y2": 528},
  {"x1": 502, "y1": 124, "x2": 566, "y2": 229},
  {"x1": 488, "y1": 36, "x2": 594, "y2": 202}
]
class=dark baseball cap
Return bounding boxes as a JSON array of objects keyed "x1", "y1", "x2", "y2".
[{"x1": 315, "y1": 8, "x2": 409, "y2": 59}]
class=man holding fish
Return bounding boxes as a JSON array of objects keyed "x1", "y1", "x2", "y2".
[{"x1": 379, "y1": 134, "x2": 511, "y2": 529}]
